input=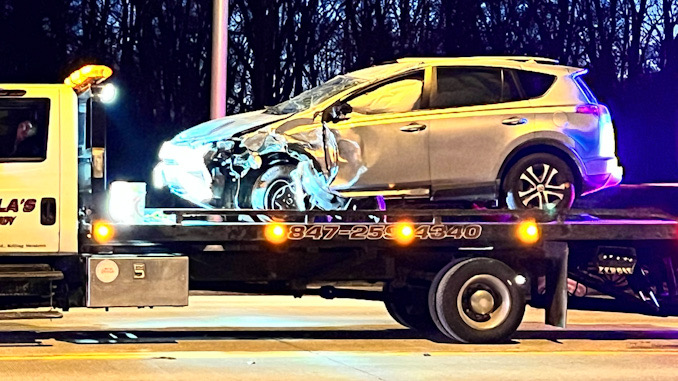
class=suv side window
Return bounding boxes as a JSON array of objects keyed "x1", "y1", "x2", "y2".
[
  {"x1": 431, "y1": 67, "x2": 533, "y2": 109},
  {"x1": 0, "y1": 99, "x2": 50, "y2": 162},
  {"x1": 431, "y1": 67, "x2": 503, "y2": 109},
  {"x1": 514, "y1": 70, "x2": 556, "y2": 99},
  {"x1": 347, "y1": 71, "x2": 425, "y2": 115}
]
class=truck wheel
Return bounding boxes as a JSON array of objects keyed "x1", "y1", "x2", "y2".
[
  {"x1": 428, "y1": 258, "x2": 526, "y2": 343},
  {"x1": 250, "y1": 164, "x2": 300, "y2": 210},
  {"x1": 503, "y1": 153, "x2": 575, "y2": 210},
  {"x1": 383, "y1": 283, "x2": 436, "y2": 333}
]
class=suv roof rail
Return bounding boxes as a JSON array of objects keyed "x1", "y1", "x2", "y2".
[
  {"x1": 478, "y1": 56, "x2": 559, "y2": 64},
  {"x1": 398, "y1": 56, "x2": 560, "y2": 65}
]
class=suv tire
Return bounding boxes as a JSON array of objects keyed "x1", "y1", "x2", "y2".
[
  {"x1": 503, "y1": 153, "x2": 575, "y2": 210},
  {"x1": 250, "y1": 164, "x2": 300, "y2": 210}
]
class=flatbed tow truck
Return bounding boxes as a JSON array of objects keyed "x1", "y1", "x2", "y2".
[{"x1": 1, "y1": 66, "x2": 678, "y2": 343}]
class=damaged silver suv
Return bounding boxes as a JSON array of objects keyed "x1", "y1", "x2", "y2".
[{"x1": 154, "y1": 57, "x2": 622, "y2": 210}]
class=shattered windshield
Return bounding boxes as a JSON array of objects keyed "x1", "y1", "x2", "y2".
[{"x1": 265, "y1": 75, "x2": 365, "y2": 115}]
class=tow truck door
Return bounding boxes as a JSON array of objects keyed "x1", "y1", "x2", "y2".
[{"x1": 0, "y1": 87, "x2": 61, "y2": 254}]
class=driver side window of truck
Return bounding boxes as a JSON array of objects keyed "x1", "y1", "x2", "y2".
[{"x1": 0, "y1": 99, "x2": 50, "y2": 162}]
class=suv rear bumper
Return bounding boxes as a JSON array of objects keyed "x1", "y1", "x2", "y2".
[{"x1": 581, "y1": 158, "x2": 623, "y2": 195}]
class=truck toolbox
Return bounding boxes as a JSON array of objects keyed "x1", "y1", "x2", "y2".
[{"x1": 86, "y1": 255, "x2": 188, "y2": 308}]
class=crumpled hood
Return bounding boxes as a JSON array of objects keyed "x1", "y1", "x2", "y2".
[{"x1": 170, "y1": 110, "x2": 289, "y2": 146}]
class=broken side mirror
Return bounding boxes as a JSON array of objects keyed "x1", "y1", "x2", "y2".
[{"x1": 321, "y1": 101, "x2": 352, "y2": 124}]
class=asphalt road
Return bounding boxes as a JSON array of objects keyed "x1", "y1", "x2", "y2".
[{"x1": 0, "y1": 295, "x2": 677, "y2": 380}]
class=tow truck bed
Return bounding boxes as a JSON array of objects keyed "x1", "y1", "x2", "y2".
[
  {"x1": 83, "y1": 208, "x2": 678, "y2": 319},
  {"x1": 8, "y1": 207, "x2": 678, "y2": 343}
]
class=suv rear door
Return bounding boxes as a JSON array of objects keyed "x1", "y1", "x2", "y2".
[{"x1": 427, "y1": 66, "x2": 534, "y2": 199}]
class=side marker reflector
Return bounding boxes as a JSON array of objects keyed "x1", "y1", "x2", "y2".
[
  {"x1": 516, "y1": 219, "x2": 540, "y2": 244},
  {"x1": 92, "y1": 221, "x2": 115, "y2": 244},
  {"x1": 394, "y1": 222, "x2": 415, "y2": 245},
  {"x1": 265, "y1": 223, "x2": 288, "y2": 244}
]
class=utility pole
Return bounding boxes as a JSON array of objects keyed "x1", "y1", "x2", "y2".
[{"x1": 211, "y1": 0, "x2": 228, "y2": 119}]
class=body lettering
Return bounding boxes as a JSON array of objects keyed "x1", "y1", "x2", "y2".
[
  {"x1": 0, "y1": 216, "x2": 16, "y2": 225},
  {"x1": 0, "y1": 199, "x2": 37, "y2": 213}
]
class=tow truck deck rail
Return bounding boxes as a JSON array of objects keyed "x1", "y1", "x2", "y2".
[
  {"x1": 94, "y1": 208, "x2": 678, "y2": 249},
  {"x1": 165, "y1": 207, "x2": 677, "y2": 221}
]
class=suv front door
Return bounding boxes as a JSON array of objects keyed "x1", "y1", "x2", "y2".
[{"x1": 328, "y1": 72, "x2": 431, "y2": 196}]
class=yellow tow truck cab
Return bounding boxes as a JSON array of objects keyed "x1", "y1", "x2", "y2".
[
  {"x1": 0, "y1": 66, "x2": 112, "y2": 256},
  {"x1": 0, "y1": 84, "x2": 79, "y2": 254}
]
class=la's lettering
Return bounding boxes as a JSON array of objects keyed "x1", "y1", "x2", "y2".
[
  {"x1": 0, "y1": 198, "x2": 37, "y2": 226},
  {"x1": 0, "y1": 199, "x2": 37, "y2": 213},
  {"x1": 23, "y1": 199, "x2": 36, "y2": 213},
  {"x1": 0, "y1": 199, "x2": 18, "y2": 213}
]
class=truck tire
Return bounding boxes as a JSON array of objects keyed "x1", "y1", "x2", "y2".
[
  {"x1": 383, "y1": 283, "x2": 436, "y2": 333},
  {"x1": 428, "y1": 258, "x2": 525, "y2": 343},
  {"x1": 503, "y1": 153, "x2": 575, "y2": 210}
]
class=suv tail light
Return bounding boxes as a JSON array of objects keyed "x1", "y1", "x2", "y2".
[
  {"x1": 575, "y1": 104, "x2": 601, "y2": 115},
  {"x1": 579, "y1": 104, "x2": 617, "y2": 157}
]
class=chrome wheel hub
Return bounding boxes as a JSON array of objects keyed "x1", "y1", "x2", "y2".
[
  {"x1": 469, "y1": 290, "x2": 494, "y2": 315},
  {"x1": 517, "y1": 164, "x2": 568, "y2": 209},
  {"x1": 457, "y1": 275, "x2": 511, "y2": 330}
]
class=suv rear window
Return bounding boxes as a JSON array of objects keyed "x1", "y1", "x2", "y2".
[
  {"x1": 514, "y1": 70, "x2": 556, "y2": 99},
  {"x1": 573, "y1": 75, "x2": 598, "y2": 104},
  {"x1": 0, "y1": 98, "x2": 50, "y2": 162},
  {"x1": 431, "y1": 67, "x2": 530, "y2": 109}
]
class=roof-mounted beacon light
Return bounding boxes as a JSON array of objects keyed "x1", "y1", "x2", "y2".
[{"x1": 64, "y1": 65, "x2": 113, "y2": 95}]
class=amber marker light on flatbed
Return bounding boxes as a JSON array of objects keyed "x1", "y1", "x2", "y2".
[
  {"x1": 394, "y1": 222, "x2": 416, "y2": 245},
  {"x1": 92, "y1": 221, "x2": 115, "y2": 244},
  {"x1": 516, "y1": 219, "x2": 540, "y2": 245},
  {"x1": 264, "y1": 223, "x2": 288, "y2": 244}
]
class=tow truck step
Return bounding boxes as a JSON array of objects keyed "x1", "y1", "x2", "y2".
[
  {"x1": 0, "y1": 271, "x2": 64, "y2": 281},
  {"x1": 0, "y1": 310, "x2": 63, "y2": 320},
  {"x1": 0, "y1": 264, "x2": 53, "y2": 272},
  {"x1": 0, "y1": 264, "x2": 64, "y2": 306},
  {"x1": 0, "y1": 264, "x2": 63, "y2": 281}
]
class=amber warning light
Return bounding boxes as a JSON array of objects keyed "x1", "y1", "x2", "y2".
[
  {"x1": 394, "y1": 222, "x2": 416, "y2": 245},
  {"x1": 64, "y1": 65, "x2": 113, "y2": 94},
  {"x1": 516, "y1": 219, "x2": 540, "y2": 244},
  {"x1": 92, "y1": 221, "x2": 115, "y2": 244},
  {"x1": 264, "y1": 223, "x2": 288, "y2": 244}
]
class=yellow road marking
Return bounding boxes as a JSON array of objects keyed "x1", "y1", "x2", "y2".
[{"x1": 0, "y1": 349, "x2": 677, "y2": 361}]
